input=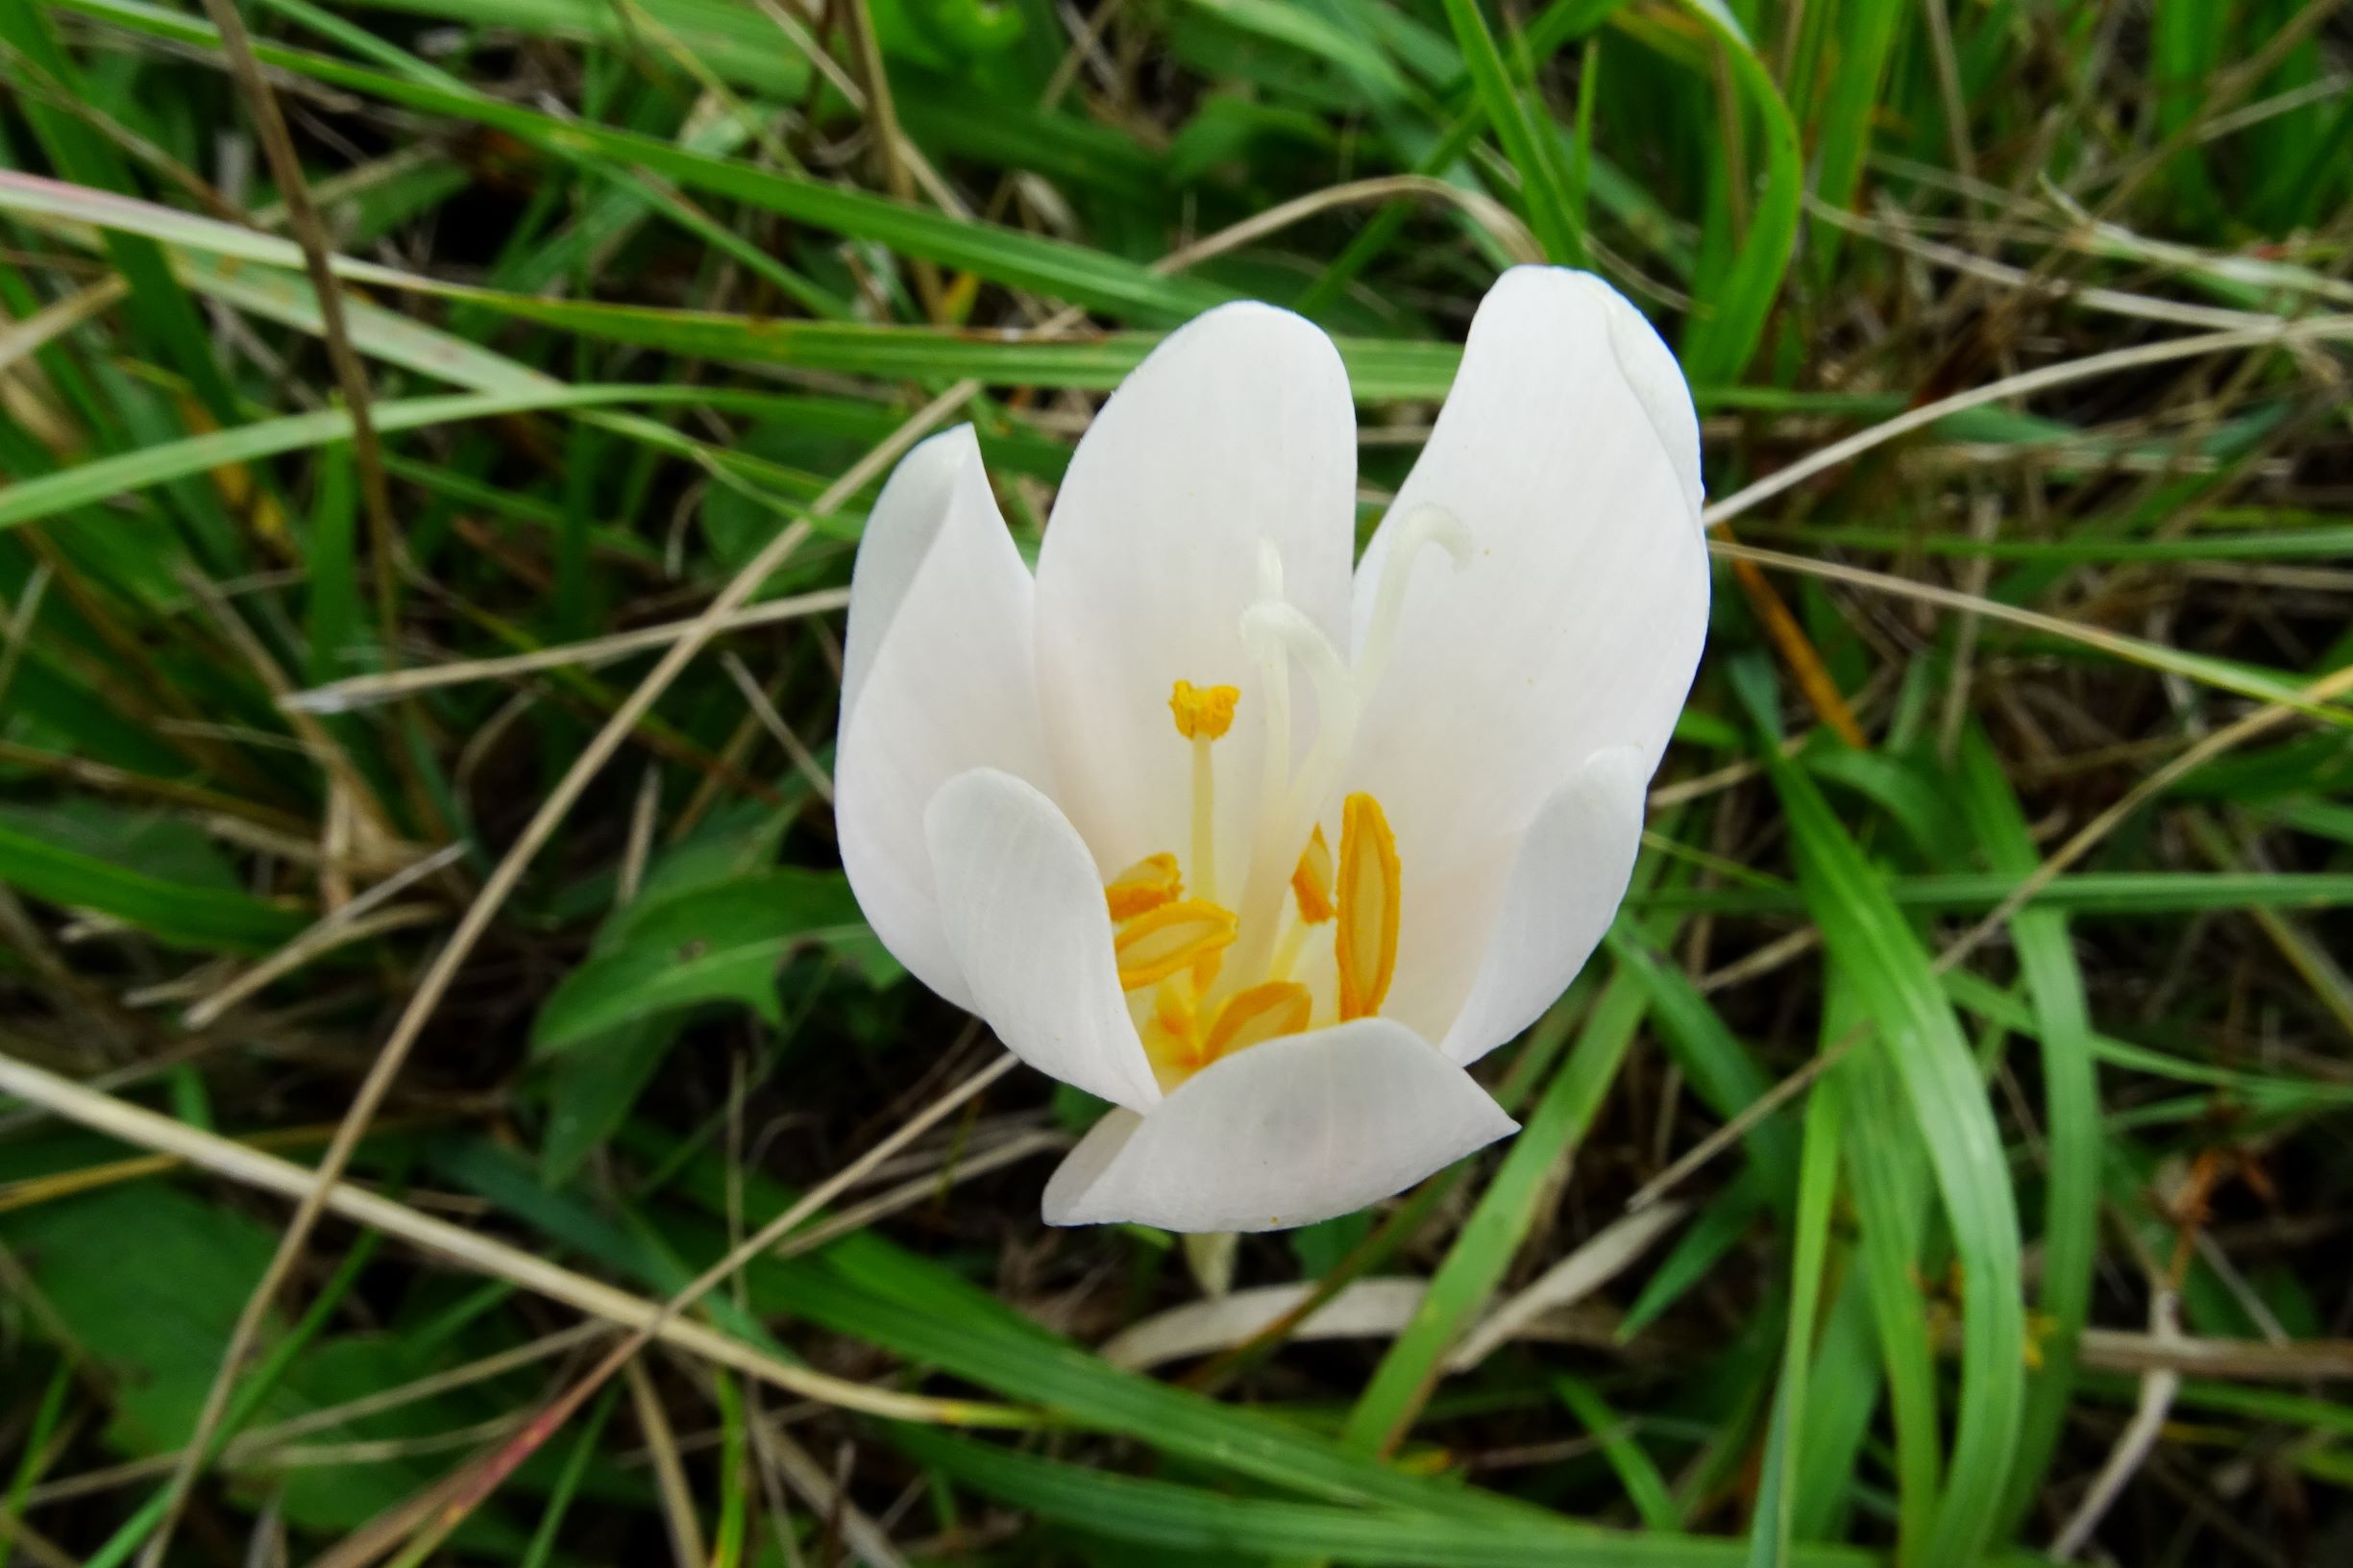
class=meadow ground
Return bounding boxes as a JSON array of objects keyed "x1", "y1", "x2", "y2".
[{"x1": 2, "y1": 1, "x2": 2352, "y2": 1564}]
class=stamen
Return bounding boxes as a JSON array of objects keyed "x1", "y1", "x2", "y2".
[
  {"x1": 1290, "y1": 826, "x2": 1335, "y2": 924},
  {"x1": 1142, "y1": 977, "x2": 1207, "y2": 1090},
  {"x1": 1189, "y1": 734, "x2": 1217, "y2": 901},
  {"x1": 1169, "y1": 679, "x2": 1238, "y2": 905},
  {"x1": 1105, "y1": 852, "x2": 1183, "y2": 921},
  {"x1": 1336, "y1": 793, "x2": 1401, "y2": 1022},
  {"x1": 1358, "y1": 502, "x2": 1473, "y2": 703},
  {"x1": 1191, "y1": 943, "x2": 1225, "y2": 993},
  {"x1": 1202, "y1": 980, "x2": 1311, "y2": 1064},
  {"x1": 1269, "y1": 914, "x2": 1311, "y2": 984},
  {"x1": 1167, "y1": 680, "x2": 1239, "y2": 740},
  {"x1": 1115, "y1": 898, "x2": 1238, "y2": 991},
  {"x1": 1154, "y1": 979, "x2": 1199, "y2": 1049},
  {"x1": 1229, "y1": 601, "x2": 1356, "y2": 998}
]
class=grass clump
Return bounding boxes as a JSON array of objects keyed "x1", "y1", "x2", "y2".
[{"x1": 3, "y1": 1, "x2": 2352, "y2": 1563}]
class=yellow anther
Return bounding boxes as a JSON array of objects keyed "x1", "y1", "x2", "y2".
[
  {"x1": 1141, "y1": 977, "x2": 1207, "y2": 1090},
  {"x1": 1171, "y1": 680, "x2": 1238, "y2": 901},
  {"x1": 1290, "y1": 825, "x2": 1335, "y2": 925},
  {"x1": 1168, "y1": 680, "x2": 1240, "y2": 741},
  {"x1": 1115, "y1": 898, "x2": 1239, "y2": 991},
  {"x1": 1154, "y1": 979, "x2": 1199, "y2": 1042},
  {"x1": 1105, "y1": 852, "x2": 1183, "y2": 921},
  {"x1": 1336, "y1": 793, "x2": 1400, "y2": 1022},
  {"x1": 1202, "y1": 980, "x2": 1311, "y2": 1065}
]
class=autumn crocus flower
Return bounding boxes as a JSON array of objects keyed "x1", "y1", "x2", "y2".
[{"x1": 837, "y1": 267, "x2": 1708, "y2": 1233}]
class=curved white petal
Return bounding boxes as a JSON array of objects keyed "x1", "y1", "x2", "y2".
[
  {"x1": 1343, "y1": 267, "x2": 1708, "y2": 1041},
  {"x1": 1592, "y1": 278, "x2": 1704, "y2": 519},
  {"x1": 836, "y1": 430, "x2": 1046, "y2": 1010},
  {"x1": 841, "y1": 427, "x2": 981, "y2": 721},
  {"x1": 924, "y1": 768, "x2": 1162, "y2": 1113},
  {"x1": 1041, "y1": 1018, "x2": 1515, "y2": 1233},
  {"x1": 1033, "y1": 302, "x2": 1358, "y2": 875},
  {"x1": 1439, "y1": 747, "x2": 1648, "y2": 1066}
]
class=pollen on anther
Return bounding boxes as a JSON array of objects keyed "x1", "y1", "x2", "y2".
[
  {"x1": 1336, "y1": 793, "x2": 1401, "y2": 1022},
  {"x1": 1202, "y1": 980, "x2": 1311, "y2": 1064},
  {"x1": 1168, "y1": 680, "x2": 1240, "y2": 741},
  {"x1": 1290, "y1": 825, "x2": 1335, "y2": 924},
  {"x1": 1105, "y1": 852, "x2": 1183, "y2": 921},
  {"x1": 1115, "y1": 898, "x2": 1239, "y2": 991}
]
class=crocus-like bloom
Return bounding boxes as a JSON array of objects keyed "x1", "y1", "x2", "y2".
[{"x1": 837, "y1": 267, "x2": 1708, "y2": 1233}]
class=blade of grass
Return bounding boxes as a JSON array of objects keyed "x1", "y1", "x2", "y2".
[
  {"x1": 43, "y1": 0, "x2": 1235, "y2": 324},
  {"x1": 1672, "y1": 0, "x2": 1802, "y2": 384},
  {"x1": 0, "y1": 820, "x2": 306, "y2": 950},
  {"x1": 1760, "y1": 743, "x2": 2024, "y2": 1567},
  {"x1": 1340, "y1": 949, "x2": 1653, "y2": 1458},
  {"x1": 1747, "y1": 1066, "x2": 1842, "y2": 1568},
  {"x1": 1837, "y1": 1038, "x2": 1940, "y2": 1562},
  {"x1": 894, "y1": 1422, "x2": 1877, "y2": 1568},
  {"x1": 1435, "y1": 0, "x2": 1581, "y2": 262},
  {"x1": 1955, "y1": 730, "x2": 2102, "y2": 1538},
  {"x1": 1551, "y1": 1374, "x2": 1680, "y2": 1531},
  {"x1": 0, "y1": 383, "x2": 739, "y2": 536}
]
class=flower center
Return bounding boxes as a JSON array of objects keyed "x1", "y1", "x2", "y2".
[
  {"x1": 1097, "y1": 507, "x2": 1471, "y2": 1091},
  {"x1": 1102, "y1": 696, "x2": 1395, "y2": 1089}
]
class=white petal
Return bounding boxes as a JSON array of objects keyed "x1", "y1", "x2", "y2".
[
  {"x1": 924, "y1": 768, "x2": 1162, "y2": 1113},
  {"x1": 1343, "y1": 267, "x2": 1708, "y2": 1041},
  {"x1": 1033, "y1": 302, "x2": 1357, "y2": 874},
  {"x1": 841, "y1": 427, "x2": 978, "y2": 721},
  {"x1": 1439, "y1": 747, "x2": 1648, "y2": 1066},
  {"x1": 836, "y1": 429, "x2": 1047, "y2": 1011},
  {"x1": 1041, "y1": 1018, "x2": 1515, "y2": 1233},
  {"x1": 1592, "y1": 276, "x2": 1704, "y2": 519}
]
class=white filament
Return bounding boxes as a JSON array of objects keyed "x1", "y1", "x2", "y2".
[
  {"x1": 1224, "y1": 599, "x2": 1353, "y2": 1001},
  {"x1": 1212, "y1": 512, "x2": 1472, "y2": 1013}
]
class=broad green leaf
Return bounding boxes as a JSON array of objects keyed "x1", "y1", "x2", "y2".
[
  {"x1": 540, "y1": 1018, "x2": 680, "y2": 1185},
  {"x1": 0, "y1": 818, "x2": 306, "y2": 951},
  {"x1": 0, "y1": 800, "x2": 238, "y2": 891},
  {"x1": 532, "y1": 869, "x2": 892, "y2": 1055}
]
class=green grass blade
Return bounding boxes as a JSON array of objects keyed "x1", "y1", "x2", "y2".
[
  {"x1": 1435, "y1": 0, "x2": 1580, "y2": 262},
  {"x1": 1748, "y1": 1066, "x2": 1842, "y2": 1566},
  {"x1": 0, "y1": 383, "x2": 725, "y2": 535},
  {"x1": 1553, "y1": 1374, "x2": 1681, "y2": 1531},
  {"x1": 1956, "y1": 730, "x2": 2102, "y2": 1539},
  {"x1": 1340, "y1": 953, "x2": 1653, "y2": 1458},
  {"x1": 1763, "y1": 751, "x2": 2024, "y2": 1566},
  {"x1": 45, "y1": 0, "x2": 1234, "y2": 324},
  {"x1": 0, "y1": 820, "x2": 306, "y2": 950},
  {"x1": 895, "y1": 1422, "x2": 1877, "y2": 1567},
  {"x1": 1672, "y1": 0, "x2": 1802, "y2": 383},
  {"x1": 1838, "y1": 1038, "x2": 1941, "y2": 1560}
]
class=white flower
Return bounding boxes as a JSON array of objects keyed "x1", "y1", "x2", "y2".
[{"x1": 836, "y1": 266, "x2": 1709, "y2": 1234}]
